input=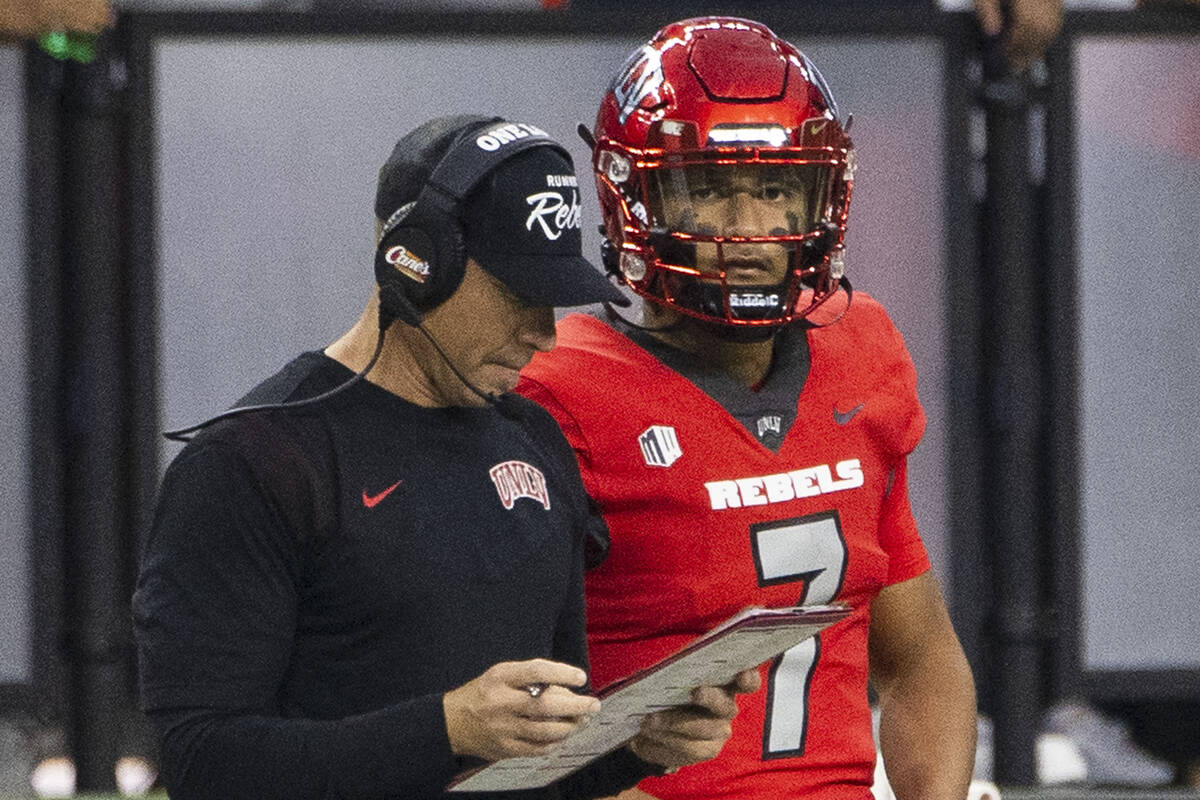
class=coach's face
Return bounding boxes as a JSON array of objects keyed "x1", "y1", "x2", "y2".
[{"x1": 417, "y1": 258, "x2": 556, "y2": 407}]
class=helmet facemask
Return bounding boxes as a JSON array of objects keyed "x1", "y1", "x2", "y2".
[
  {"x1": 596, "y1": 136, "x2": 854, "y2": 330},
  {"x1": 592, "y1": 17, "x2": 856, "y2": 331}
]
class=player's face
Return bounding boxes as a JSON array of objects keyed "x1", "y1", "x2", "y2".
[
  {"x1": 419, "y1": 259, "x2": 555, "y2": 406},
  {"x1": 652, "y1": 163, "x2": 819, "y2": 285}
]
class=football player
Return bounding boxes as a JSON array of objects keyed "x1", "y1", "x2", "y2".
[{"x1": 518, "y1": 17, "x2": 977, "y2": 800}]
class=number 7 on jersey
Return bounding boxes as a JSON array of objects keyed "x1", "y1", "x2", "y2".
[{"x1": 750, "y1": 510, "x2": 848, "y2": 758}]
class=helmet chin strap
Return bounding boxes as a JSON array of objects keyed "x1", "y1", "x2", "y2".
[
  {"x1": 797, "y1": 274, "x2": 854, "y2": 330},
  {"x1": 605, "y1": 297, "x2": 779, "y2": 345},
  {"x1": 693, "y1": 280, "x2": 791, "y2": 342},
  {"x1": 697, "y1": 281, "x2": 790, "y2": 323}
]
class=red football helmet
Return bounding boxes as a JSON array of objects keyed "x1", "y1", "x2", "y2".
[{"x1": 592, "y1": 17, "x2": 855, "y2": 328}]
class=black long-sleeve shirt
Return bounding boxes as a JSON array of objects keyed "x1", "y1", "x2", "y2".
[{"x1": 133, "y1": 352, "x2": 652, "y2": 799}]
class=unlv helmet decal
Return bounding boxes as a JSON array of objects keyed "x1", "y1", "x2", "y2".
[{"x1": 613, "y1": 45, "x2": 667, "y2": 125}]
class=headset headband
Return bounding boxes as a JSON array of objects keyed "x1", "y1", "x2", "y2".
[{"x1": 423, "y1": 120, "x2": 570, "y2": 205}]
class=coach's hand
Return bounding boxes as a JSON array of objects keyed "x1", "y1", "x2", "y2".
[
  {"x1": 443, "y1": 659, "x2": 601, "y2": 762},
  {"x1": 626, "y1": 667, "x2": 761, "y2": 771}
]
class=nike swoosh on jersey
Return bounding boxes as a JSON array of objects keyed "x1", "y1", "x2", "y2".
[
  {"x1": 362, "y1": 480, "x2": 402, "y2": 508},
  {"x1": 832, "y1": 403, "x2": 864, "y2": 426}
]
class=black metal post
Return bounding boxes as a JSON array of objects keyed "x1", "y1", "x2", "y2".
[
  {"x1": 1039, "y1": 32, "x2": 1082, "y2": 707},
  {"x1": 23, "y1": 42, "x2": 73, "y2": 761},
  {"x1": 943, "y1": 14, "x2": 993, "y2": 714},
  {"x1": 978, "y1": 51, "x2": 1044, "y2": 786},
  {"x1": 59, "y1": 38, "x2": 129, "y2": 793}
]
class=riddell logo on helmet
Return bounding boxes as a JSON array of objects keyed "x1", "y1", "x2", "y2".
[
  {"x1": 475, "y1": 122, "x2": 549, "y2": 152},
  {"x1": 729, "y1": 293, "x2": 780, "y2": 308},
  {"x1": 385, "y1": 244, "x2": 431, "y2": 283}
]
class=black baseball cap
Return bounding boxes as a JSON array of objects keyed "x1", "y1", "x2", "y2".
[{"x1": 375, "y1": 115, "x2": 629, "y2": 309}]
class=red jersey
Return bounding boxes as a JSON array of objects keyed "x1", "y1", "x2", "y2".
[{"x1": 517, "y1": 294, "x2": 931, "y2": 800}]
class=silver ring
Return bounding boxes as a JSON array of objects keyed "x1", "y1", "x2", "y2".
[{"x1": 526, "y1": 683, "x2": 547, "y2": 698}]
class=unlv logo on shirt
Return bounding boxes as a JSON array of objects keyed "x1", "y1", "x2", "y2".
[
  {"x1": 639, "y1": 425, "x2": 682, "y2": 468},
  {"x1": 489, "y1": 460, "x2": 550, "y2": 510}
]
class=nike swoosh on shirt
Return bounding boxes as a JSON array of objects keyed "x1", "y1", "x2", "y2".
[
  {"x1": 832, "y1": 403, "x2": 864, "y2": 426},
  {"x1": 362, "y1": 480, "x2": 402, "y2": 508}
]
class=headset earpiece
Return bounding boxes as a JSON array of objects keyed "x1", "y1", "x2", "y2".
[{"x1": 373, "y1": 190, "x2": 465, "y2": 326}]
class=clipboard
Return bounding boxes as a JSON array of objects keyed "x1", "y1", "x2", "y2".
[{"x1": 448, "y1": 603, "x2": 851, "y2": 792}]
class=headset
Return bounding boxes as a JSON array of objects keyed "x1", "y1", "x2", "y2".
[
  {"x1": 165, "y1": 119, "x2": 566, "y2": 442},
  {"x1": 374, "y1": 118, "x2": 572, "y2": 329}
]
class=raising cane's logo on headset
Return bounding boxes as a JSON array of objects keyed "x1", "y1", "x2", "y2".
[{"x1": 384, "y1": 243, "x2": 432, "y2": 283}]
